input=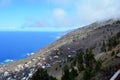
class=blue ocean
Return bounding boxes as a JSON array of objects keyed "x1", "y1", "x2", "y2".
[{"x1": 0, "y1": 31, "x2": 62, "y2": 65}]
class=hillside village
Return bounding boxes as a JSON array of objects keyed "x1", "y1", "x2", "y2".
[{"x1": 0, "y1": 19, "x2": 120, "y2": 80}]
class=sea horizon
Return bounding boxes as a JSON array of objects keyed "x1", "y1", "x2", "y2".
[{"x1": 0, "y1": 31, "x2": 63, "y2": 65}]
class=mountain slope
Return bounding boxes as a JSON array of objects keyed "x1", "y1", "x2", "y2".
[{"x1": 0, "y1": 18, "x2": 120, "y2": 80}]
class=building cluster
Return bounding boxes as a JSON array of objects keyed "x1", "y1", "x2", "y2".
[{"x1": 0, "y1": 47, "x2": 75, "y2": 80}]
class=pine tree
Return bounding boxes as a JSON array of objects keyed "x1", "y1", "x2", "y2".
[
  {"x1": 76, "y1": 51, "x2": 84, "y2": 72},
  {"x1": 84, "y1": 67, "x2": 92, "y2": 80},
  {"x1": 111, "y1": 51, "x2": 116, "y2": 56},
  {"x1": 93, "y1": 60, "x2": 102, "y2": 73},
  {"x1": 70, "y1": 67, "x2": 78, "y2": 79},
  {"x1": 101, "y1": 41, "x2": 107, "y2": 52},
  {"x1": 61, "y1": 65, "x2": 71, "y2": 80},
  {"x1": 31, "y1": 68, "x2": 57, "y2": 80},
  {"x1": 84, "y1": 49, "x2": 95, "y2": 68}
]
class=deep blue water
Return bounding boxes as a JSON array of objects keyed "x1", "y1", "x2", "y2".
[{"x1": 0, "y1": 31, "x2": 61, "y2": 64}]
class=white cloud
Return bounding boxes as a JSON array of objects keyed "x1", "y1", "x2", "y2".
[
  {"x1": 53, "y1": 8, "x2": 69, "y2": 23},
  {"x1": 49, "y1": 0, "x2": 120, "y2": 29},
  {"x1": 21, "y1": 18, "x2": 51, "y2": 29},
  {"x1": 1, "y1": 0, "x2": 119, "y2": 31},
  {"x1": 76, "y1": 0, "x2": 120, "y2": 23},
  {"x1": 53, "y1": 8, "x2": 67, "y2": 17},
  {"x1": 17, "y1": 0, "x2": 120, "y2": 31},
  {"x1": 51, "y1": 0, "x2": 120, "y2": 29},
  {"x1": 52, "y1": 9, "x2": 83, "y2": 28},
  {"x1": 52, "y1": 8, "x2": 75, "y2": 27}
]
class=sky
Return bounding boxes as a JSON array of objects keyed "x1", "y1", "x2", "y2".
[{"x1": 0, "y1": 0, "x2": 120, "y2": 31}]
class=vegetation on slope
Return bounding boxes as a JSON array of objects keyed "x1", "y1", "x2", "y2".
[
  {"x1": 61, "y1": 49, "x2": 102, "y2": 80},
  {"x1": 31, "y1": 30, "x2": 120, "y2": 80},
  {"x1": 30, "y1": 68, "x2": 57, "y2": 80},
  {"x1": 31, "y1": 49, "x2": 102, "y2": 80}
]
